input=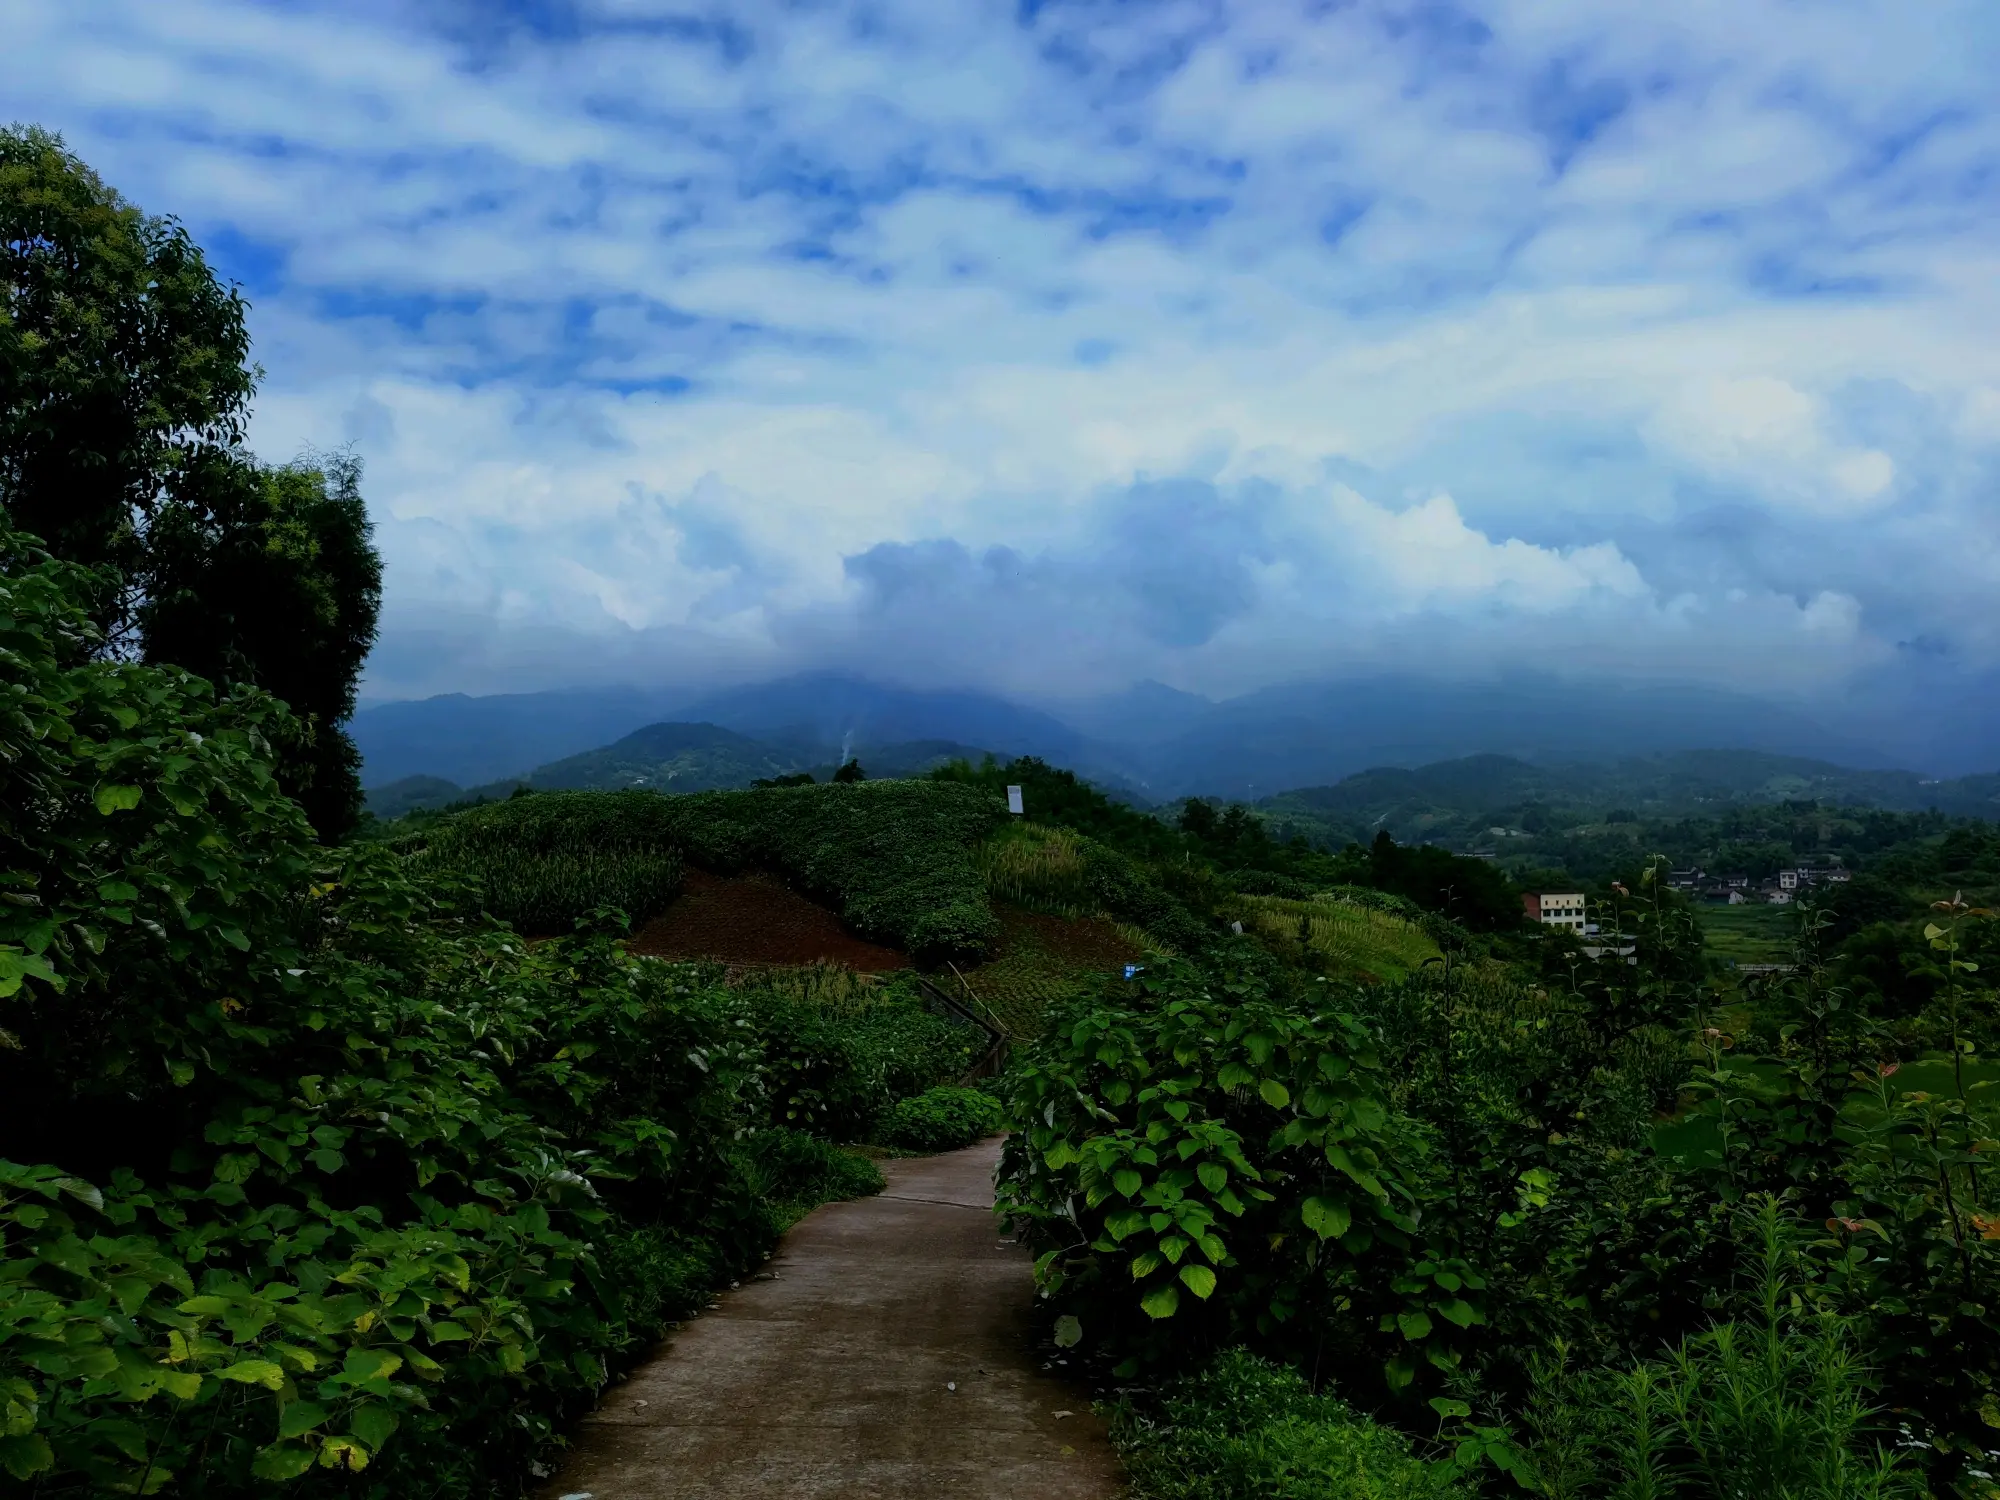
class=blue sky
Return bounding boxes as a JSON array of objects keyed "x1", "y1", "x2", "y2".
[{"x1": 9, "y1": 0, "x2": 2000, "y2": 722}]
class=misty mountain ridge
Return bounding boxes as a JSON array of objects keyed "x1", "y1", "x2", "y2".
[
  {"x1": 1260, "y1": 749, "x2": 2000, "y2": 843},
  {"x1": 364, "y1": 719, "x2": 1010, "y2": 818},
  {"x1": 352, "y1": 668, "x2": 1989, "y2": 802}
]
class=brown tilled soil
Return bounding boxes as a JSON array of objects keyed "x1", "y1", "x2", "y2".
[
  {"x1": 988, "y1": 905, "x2": 1143, "y2": 969},
  {"x1": 626, "y1": 867, "x2": 911, "y2": 970},
  {"x1": 536, "y1": 1139, "x2": 1126, "y2": 1500}
]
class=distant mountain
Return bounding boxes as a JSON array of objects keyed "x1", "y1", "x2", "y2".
[
  {"x1": 352, "y1": 686, "x2": 687, "y2": 788},
  {"x1": 1094, "y1": 676, "x2": 1894, "y2": 800},
  {"x1": 364, "y1": 775, "x2": 469, "y2": 821},
  {"x1": 675, "y1": 672, "x2": 1093, "y2": 767},
  {"x1": 1258, "y1": 750, "x2": 2000, "y2": 850},
  {"x1": 527, "y1": 722, "x2": 809, "y2": 794},
  {"x1": 360, "y1": 723, "x2": 1024, "y2": 818},
  {"x1": 353, "y1": 673, "x2": 1094, "y2": 791},
  {"x1": 354, "y1": 668, "x2": 1989, "y2": 806},
  {"x1": 1038, "y1": 679, "x2": 1215, "y2": 746}
]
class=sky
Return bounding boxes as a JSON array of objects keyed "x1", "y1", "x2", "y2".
[{"x1": 8, "y1": 0, "x2": 2000, "y2": 725}]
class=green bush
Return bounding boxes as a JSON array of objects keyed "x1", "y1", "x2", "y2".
[
  {"x1": 737, "y1": 1127, "x2": 885, "y2": 1217},
  {"x1": 879, "y1": 1087, "x2": 1003, "y2": 1152},
  {"x1": 1114, "y1": 1349, "x2": 1464, "y2": 1500},
  {"x1": 736, "y1": 981, "x2": 982, "y2": 1139},
  {"x1": 0, "y1": 527, "x2": 933, "y2": 1495},
  {"x1": 996, "y1": 950, "x2": 1476, "y2": 1385}
]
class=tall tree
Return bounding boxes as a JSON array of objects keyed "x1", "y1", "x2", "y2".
[
  {"x1": 1, "y1": 125, "x2": 380, "y2": 839},
  {"x1": 0, "y1": 124, "x2": 256, "y2": 627},
  {"x1": 141, "y1": 451, "x2": 382, "y2": 839}
]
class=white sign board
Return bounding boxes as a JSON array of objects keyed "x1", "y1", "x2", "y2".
[{"x1": 1005, "y1": 784, "x2": 1024, "y2": 816}]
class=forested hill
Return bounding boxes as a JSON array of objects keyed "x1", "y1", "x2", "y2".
[{"x1": 1258, "y1": 749, "x2": 2000, "y2": 849}]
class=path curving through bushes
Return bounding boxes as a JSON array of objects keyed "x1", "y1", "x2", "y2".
[{"x1": 537, "y1": 1138, "x2": 1125, "y2": 1499}]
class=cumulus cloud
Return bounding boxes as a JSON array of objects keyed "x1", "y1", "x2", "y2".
[
  {"x1": 1645, "y1": 377, "x2": 1897, "y2": 515},
  {"x1": 9, "y1": 0, "x2": 2000, "y2": 723}
]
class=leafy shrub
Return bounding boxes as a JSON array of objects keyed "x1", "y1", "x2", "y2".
[
  {"x1": 878, "y1": 1087, "x2": 1003, "y2": 1152},
  {"x1": 997, "y1": 950, "x2": 1479, "y2": 1386},
  {"x1": 736, "y1": 1128, "x2": 885, "y2": 1218},
  {"x1": 737, "y1": 981, "x2": 981, "y2": 1139},
  {"x1": 1113, "y1": 1348, "x2": 1465, "y2": 1500},
  {"x1": 0, "y1": 530, "x2": 931, "y2": 1495}
]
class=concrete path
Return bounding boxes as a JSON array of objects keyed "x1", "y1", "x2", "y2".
[{"x1": 539, "y1": 1139, "x2": 1126, "y2": 1499}]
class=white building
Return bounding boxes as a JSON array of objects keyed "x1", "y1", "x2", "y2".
[{"x1": 1525, "y1": 892, "x2": 1587, "y2": 932}]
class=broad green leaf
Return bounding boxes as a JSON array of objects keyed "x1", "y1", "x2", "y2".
[
  {"x1": 1257, "y1": 1078, "x2": 1291, "y2": 1109},
  {"x1": 1178, "y1": 1264, "x2": 1217, "y2": 1299},
  {"x1": 1052, "y1": 1315, "x2": 1082, "y2": 1349},
  {"x1": 0, "y1": 1433, "x2": 55, "y2": 1480},
  {"x1": 1196, "y1": 1161, "x2": 1227, "y2": 1194},
  {"x1": 1396, "y1": 1310, "x2": 1433, "y2": 1341},
  {"x1": 219, "y1": 1359, "x2": 286, "y2": 1390},
  {"x1": 1111, "y1": 1169, "x2": 1142, "y2": 1198},
  {"x1": 278, "y1": 1401, "x2": 330, "y2": 1439},
  {"x1": 1139, "y1": 1284, "x2": 1181, "y2": 1320},
  {"x1": 250, "y1": 1443, "x2": 317, "y2": 1481},
  {"x1": 1430, "y1": 1397, "x2": 1472, "y2": 1419},
  {"x1": 1436, "y1": 1298, "x2": 1482, "y2": 1328},
  {"x1": 340, "y1": 1348, "x2": 403, "y2": 1385},
  {"x1": 1301, "y1": 1195, "x2": 1352, "y2": 1240},
  {"x1": 94, "y1": 784, "x2": 143, "y2": 814},
  {"x1": 347, "y1": 1403, "x2": 399, "y2": 1451}
]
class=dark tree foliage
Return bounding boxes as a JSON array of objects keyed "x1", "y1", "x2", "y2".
[
  {"x1": 140, "y1": 452, "x2": 381, "y2": 839},
  {"x1": 831, "y1": 757, "x2": 866, "y2": 783},
  {"x1": 2, "y1": 127, "x2": 381, "y2": 840},
  {"x1": 0, "y1": 125, "x2": 256, "y2": 623},
  {"x1": 1367, "y1": 829, "x2": 1522, "y2": 930}
]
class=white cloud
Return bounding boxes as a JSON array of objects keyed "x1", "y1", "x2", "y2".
[
  {"x1": 8, "y1": 0, "x2": 2000, "y2": 714},
  {"x1": 1644, "y1": 377, "x2": 1898, "y2": 515}
]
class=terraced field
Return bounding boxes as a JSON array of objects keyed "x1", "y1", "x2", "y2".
[
  {"x1": 955, "y1": 906, "x2": 1144, "y2": 1038},
  {"x1": 1235, "y1": 893, "x2": 1442, "y2": 983}
]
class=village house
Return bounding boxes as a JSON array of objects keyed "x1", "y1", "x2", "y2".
[{"x1": 1524, "y1": 892, "x2": 1588, "y2": 932}]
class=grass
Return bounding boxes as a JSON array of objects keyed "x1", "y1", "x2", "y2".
[
  {"x1": 1111, "y1": 1348, "x2": 1465, "y2": 1500},
  {"x1": 1235, "y1": 893, "x2": 1442, "y2": 984},
  {"x1": 979, "y1": 821, "x2": 1097, "y2": 915}
]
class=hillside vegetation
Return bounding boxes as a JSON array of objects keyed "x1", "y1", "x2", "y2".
[{"x1": 413, "y1": 781, "x2": 1007, "y2": 960}]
